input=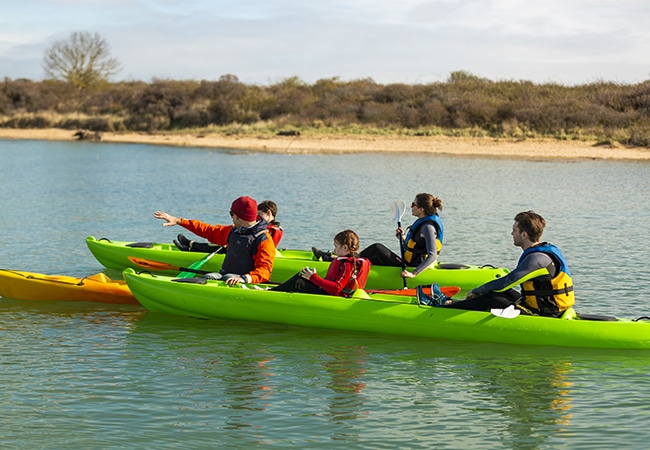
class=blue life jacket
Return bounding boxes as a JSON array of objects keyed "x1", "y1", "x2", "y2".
[{"x1": 403, "y1": 214, "x2": 444, "y2": 265}]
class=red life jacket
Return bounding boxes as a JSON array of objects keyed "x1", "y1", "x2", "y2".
[
  {"x1": 339, "y1": 257, "x2": 371, "y2": 296},
  {"x1": 266, "y1": 222, "x2": 283, "y2": 246}
]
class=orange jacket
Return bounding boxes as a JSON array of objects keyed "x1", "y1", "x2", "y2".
[{"x1": 180, "y1": 219, "x2": 275, "y2": 284}]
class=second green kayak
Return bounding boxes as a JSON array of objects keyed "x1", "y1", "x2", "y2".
[{"x1": 87, "y1": 236, "x2": 509, "y2": 291}]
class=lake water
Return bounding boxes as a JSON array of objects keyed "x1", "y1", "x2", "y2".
[{"x1": 1, "y1": 139, "x2": 649, "y2": 449}]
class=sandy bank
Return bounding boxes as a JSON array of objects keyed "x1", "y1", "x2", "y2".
[{"x1": 1, "y1": 128, "x2": 649, "y2": 161}]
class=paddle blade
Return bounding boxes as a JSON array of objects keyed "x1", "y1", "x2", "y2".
[
  {"x1": 490, "y1": 304, "x2": 521, "y2": 319},
  {"x1": 128, "y1": 256, "x2": 178, "y2": 271},
  {"x1": 367, "y1": 285, "x2": 461, "y2": 297},
  {"x1": 390, "y1": 200, "x2": 407, "y2": 223},
  {"x1": 188, "y1": 250, "x2": 219, "y2": 270},
  {"x1": 178, "y1": 250, "x2": 219, "y2": 278},
  {"x1": 441, "y1": 286, "x2": 461, "y2": 297}
]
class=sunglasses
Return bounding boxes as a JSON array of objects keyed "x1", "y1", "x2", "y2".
[
  {"x1": 411, "y1": 202, "x2": 419, "y2": 208},
  {"x1": 229, "y1": 211, "x2": 236, "y2": 217}
]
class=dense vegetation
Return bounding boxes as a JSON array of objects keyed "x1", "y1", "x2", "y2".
[{"x1": 2, "y1": 72, "x2": 650, "y2": 146}]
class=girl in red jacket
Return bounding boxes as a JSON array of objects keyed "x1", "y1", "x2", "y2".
[{"x1": 271, "y1": 230, "x2": 370, "y2": 297}]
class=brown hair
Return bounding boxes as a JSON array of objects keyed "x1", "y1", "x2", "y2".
[
  {"x1": 334, "y1": 229, "x2": 361, "y2": 291},
  {"x1": 258, "y1": 200, "x2": 278, "y2": 218},
  {"x1": 334, "y1": 230, "x2": 360, "y2": 255},
  {"x1": 514, "y1": 211, "x2": 546, "y2": 242},
  {"x1": 414, "y1": 193, "x2": 443, "y2": 216}
]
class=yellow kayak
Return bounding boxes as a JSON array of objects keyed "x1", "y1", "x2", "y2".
[{"x1": 0, "y1": 269, "x2": 138, "y2": 304}]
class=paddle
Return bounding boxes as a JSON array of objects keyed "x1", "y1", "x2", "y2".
[
  {"x1": 367, "y1": 285, "x2": 461, "y2": 298},
  {"x1": 390, "y1": 200, "x2": 408, "y2": 288},
  {"x1": 177, "y1": 249, "x2": 221, "y2": 278},
  {"x1": 128, "y1": 256, "x2": 215, "y2": 276},
  {"x1": 490, "y1": 304, "x2": 520, "y2": 318}
]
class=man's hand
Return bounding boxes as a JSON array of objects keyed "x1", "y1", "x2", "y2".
[{"x1": 154, "y1": 211, "x2": 181, "y2": 226}]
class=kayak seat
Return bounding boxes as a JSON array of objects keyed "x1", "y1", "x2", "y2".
[
  {"x1": 172, "y1": 277, "x2": 207, "y2": 284},
  {"x1": 436, "y1": 263, "x2": 470, "y2": 270},
  {"x1": 560, "y1": 308, "x2": 619, "y2": 322},
  {"x1": 576, "y1": 312, "x2": 618, "y2": 321},
  {"x1": 351, "y1": 289, "x2": 371, "y2": 299},
  {"x1": 126, "y1": 242, "x2": 154, "y2": 248}
]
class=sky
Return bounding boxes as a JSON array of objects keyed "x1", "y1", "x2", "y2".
[{"x1": 1, "y1": 0, "x2": 649, "y2": 86}]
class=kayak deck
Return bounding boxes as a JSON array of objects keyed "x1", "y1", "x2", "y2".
[{"x1": 0, "y1": 269, "x2": 138, "y2": 304}]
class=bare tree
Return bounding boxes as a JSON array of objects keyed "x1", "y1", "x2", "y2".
[{"x1": 43, "y1": 31, "x2": 121, "y2": 90}]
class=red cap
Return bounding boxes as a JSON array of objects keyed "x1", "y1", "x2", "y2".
[{"x1": 230, "y1": 196, "x2": 258, "y2": 221}]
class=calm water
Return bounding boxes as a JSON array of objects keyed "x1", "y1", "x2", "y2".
[{"x1": 1, "y1": 139, "x2": 649, "y2": 449}]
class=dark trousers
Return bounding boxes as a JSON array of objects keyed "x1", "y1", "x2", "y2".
[
  {"x1": 270, "y1": 274, "x2": 327, "y2": 295},
  {"x1": 190, "y1": 242, "x2": 226, "y2": 253},
  {"x1": 442, "y1": 288, "x2": 522, "y2": 311},
  {"x1": 360, "y1": 243, "x2": 403, "y2": 267}
]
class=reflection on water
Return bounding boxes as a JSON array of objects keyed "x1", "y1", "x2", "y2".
[
  {"x1": 323, "y1": 346, "x2": 368, "y2": 421},
  {"x1": 117, "y1": 312, "x2": 650, "y2": 448},
  {"x1": 2, "y1": 296, "x2": 650, "y2": 448},
  {"x1": 461, "y1": 355, "x2": 574, "y2": 449},
  {"x1": 1, "y1": 140, "x2": 650, "y2": 448}
]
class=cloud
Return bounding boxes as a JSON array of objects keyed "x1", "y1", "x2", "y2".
[{"x1": 1, "y1": 0, "x2": 649, "y2": 84}]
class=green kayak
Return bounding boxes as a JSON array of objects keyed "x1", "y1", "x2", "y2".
[
  {"x1": 87, "y1": 236, "x2": 509, "y2": 291},
  {"x1": 123, "y1": 269, "x2": 650, "y2": 350}
]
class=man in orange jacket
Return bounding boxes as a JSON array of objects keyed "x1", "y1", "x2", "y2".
[{"x1": 154, "y1": 196, "x2": 275, "y2": 286}]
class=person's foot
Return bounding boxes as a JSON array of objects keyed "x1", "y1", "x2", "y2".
[
  {"x1": 174, "y1": 234, "x2": 193, "y2": 251},
  {"x1": 430, "y1": 283, "x2": 448, "y2": 307},
  {"x1": 416, "y1": 285, "x2": 434, "y2": 306},
  {"x1": 416, "y1": 283, "x2": 448, "y2": 307},
  {"x1": 312, "y1": 247, "x2": 334, "y2": 261}
]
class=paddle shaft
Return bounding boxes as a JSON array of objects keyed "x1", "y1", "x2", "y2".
[
  {"x1": 397, "y1": 219, "x2": 408, "y2": 288},
  {"x1": 391, "y1": 200, "x2": 408, "y2": 289}
]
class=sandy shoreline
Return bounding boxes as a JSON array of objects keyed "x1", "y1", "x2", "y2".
[{"x1": 1, "y1": 128, "x2": 649, "y2": 161}]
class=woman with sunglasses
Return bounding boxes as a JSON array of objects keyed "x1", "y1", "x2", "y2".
[{"x1": 351, "y1": 193, "x2": 443, "y2": 281}]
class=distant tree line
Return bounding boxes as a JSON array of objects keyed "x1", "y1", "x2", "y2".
[{"x1": 2, "y1": 72, "x2": 650, "y2": 146}]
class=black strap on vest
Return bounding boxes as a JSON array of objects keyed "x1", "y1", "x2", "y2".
[{"x1": 522, "y1": 285, "x2": 574, "y2": 297}]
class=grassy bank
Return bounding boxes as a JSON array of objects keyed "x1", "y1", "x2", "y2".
[{"x1": 2, "y1": 73, "x2": 650, "y2": 147}]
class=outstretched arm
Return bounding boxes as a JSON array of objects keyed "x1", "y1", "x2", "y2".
[{"x1": 154, "y1": 211, "x2": 182, "y2": 227}]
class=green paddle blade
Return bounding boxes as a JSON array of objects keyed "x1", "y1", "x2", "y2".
[{"x1": 178, "y1": 250, "x2": 220, "y2": 278}]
